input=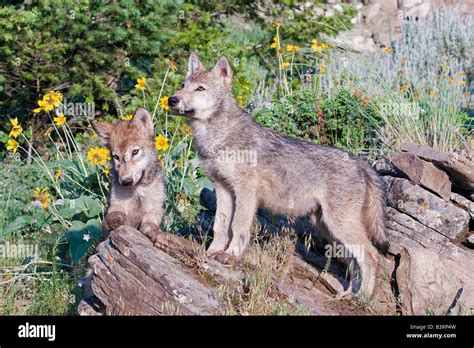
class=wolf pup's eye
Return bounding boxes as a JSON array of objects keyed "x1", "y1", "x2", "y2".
[
  {"x1": 196, "y1": 86, "x2": 205, "y2": 91},
  {"x1": 132, "y1": 149, "x2": 140, "y2": 156},
  {"x1": 181, "y1": 83, "x2": 185, "y2": 89},
  {"x1": 113, "y1": 154, "x2": 119, "y2": 160}
]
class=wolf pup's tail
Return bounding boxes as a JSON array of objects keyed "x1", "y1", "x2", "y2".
[{"x1": 363, "y1": 167, "x2": 390, "y2": 255}]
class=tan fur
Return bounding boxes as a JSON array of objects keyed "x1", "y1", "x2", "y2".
[
  {"x1": 91, "y1": 108, "x2": 166, "y2": 242},
  {"x1": 169, "y1": 53, "x2": 389, "y2": 297}
]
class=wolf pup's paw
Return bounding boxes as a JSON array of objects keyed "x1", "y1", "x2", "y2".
[
  {"x1": 211, "y1": 251, "x2": 240, "y2": 268},
  {"x1": 140, "y1": 223, "x2": 162, "y2": 244},
  {"x1": 105, "y1": 211, "x2": 127, "y2": 231},
  {"x1": 335, "y1": 288, "x2": 356, "y2": 301}
]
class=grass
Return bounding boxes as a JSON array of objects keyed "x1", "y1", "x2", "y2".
[
  {"x1": 0, "y1": 239, "x2": 82, "y2": 315},
  {"x1": 217, "y1": 227, "x2": 310, "y2": 315}
]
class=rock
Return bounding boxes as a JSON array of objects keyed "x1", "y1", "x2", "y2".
[
  {"x1": 390, "y1": 152, "x2": 451, "y2": 200},
  {"x1": 384, "y1": 176, "x2": 469, "y2": 239},
  {"x1": 313, "y1": 7, "x2": 324, "y2": 17},
  {"x1": 450, "y1": 192, "x2": 474, "y2": 218},
  {"x1": 88, "y1": 227, "x2": 224, "y2": 315},
  {"x1": 401, "y1": 142, "x2": 474, "y2": 191},
  {"x1": 401, "y1": 0, "x2": 422, "y2": 8},
  {"x1": 396, "y1": 246, "x2": 465, "y2": 315},
  {"x1": 373, "y1": 157, "x2": 406, "y2": 177},
  {"x1": 405, "y1": 2, "x2": 431, "y2": 18},
  {"x1": 366, "y1": 3, "x2": 382, "y2": 22},
  {"x1": 333, "y1": 4, "x2": 343, "y2": 13},
  {"x1": 77, "y1": 299, "x2": 102, "y2": 316},
  {"x1": 326, "y1": 29, "x2": 376, "y2": 52},
  {"x1": 380, "y1": 0, "x2": 398, "y2": 13},
  {"x1": 386, "y1": 207, "x2": 450, "y2": 254},
  {"x1": 82, "y1": 226, "x2": 373, "y2": 315}
]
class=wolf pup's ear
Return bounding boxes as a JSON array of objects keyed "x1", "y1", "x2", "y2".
[
  {"x1": 132, "y1": 108, "x2": 154, "y2": 136},
  {"x1": 211, "y1": 56, "x2": 233, "y2": 88},
  {"x1": 187, "y1": 52, "x2": 204, "y2": 78},
  {"x1": 91, "y1": 121, "x2": 113, "y2": 145}
]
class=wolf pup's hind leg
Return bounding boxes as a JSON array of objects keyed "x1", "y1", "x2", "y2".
[{"x1": 320, "y1": 209, "x2": 379, "y2": 298}]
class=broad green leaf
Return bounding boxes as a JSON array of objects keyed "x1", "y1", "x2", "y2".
[{"x1": 1, "y1": 216, "x2": 34, "y2": 237}]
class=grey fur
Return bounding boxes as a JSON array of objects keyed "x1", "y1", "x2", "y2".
[{"x1": 170, "y1": 53, "x2": 389, "y2": 297}]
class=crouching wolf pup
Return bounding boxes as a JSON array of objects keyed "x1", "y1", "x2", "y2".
[
  {"x1": 91, "y1": 108, "x2": 166, "y2": 243},
  {"x1": 169, "y1": 53, "x2": 389, "y2": 297}
]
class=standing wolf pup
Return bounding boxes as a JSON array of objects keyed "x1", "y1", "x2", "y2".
[
  {"x1": 169, "y1": 53, "x2": 389, "y2": 297},
  {"x1": 91, "y1": 108, "x2": 166, "y2": 243}
]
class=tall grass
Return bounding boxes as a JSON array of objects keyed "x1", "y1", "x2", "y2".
[
  {"x1": 322, "y1": 6, "x2": 472, "y2": 152},
  {"x1": 250, "y1": 7, "x2": 472, "y2": 153}
]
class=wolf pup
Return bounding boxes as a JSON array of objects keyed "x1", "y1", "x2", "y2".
[
  {"x1": 169, "y1": 53, "x2": 389, "y2": 297},
  {"x1": 91, "y1": 108, "x2": 166, "y2": 243}
]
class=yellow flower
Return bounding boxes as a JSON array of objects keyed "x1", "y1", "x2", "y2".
[
  {"x1": 54, "y1": 168, "x2": 62, "y2": 182},
  {"x1": 270, "y1": 36, "x2": 279, "y2": 49},
  {"x1": 135, "y1": 77, "x2": 146, "y2": 90},
  {"x1": 286, "y1": 45, "x2": 300, "y2": 53},
  {"x1": 382, "y1": 47, "x2": 393, "y2": 53},
  {"x1": 33, "y1": 187, "x2": 51, "y2": 209},
  {"x1": 53, "y1": 113, "x2": 67, "y2": 127},
  {"x1": 44, "y1": 128, "x2": 52, "y2": 137},
  {"x1": 165, "y1": 59, "x2": 177, "y2": 72},
  {"x1": 7, "y1": 138, "x2": 19, "y2": 153},
  {"x1": 177, "y1": 193, "x2": 190, "y2": 206},
  {"x1": 447, "y1": 76, "x2": 455, "y2": 85},
  {"x1": 280, "y1": 61, "x2": 290, "y2": 69},
  {"x1": 154, "y1": 135, "x2": 169, "y2": 151},
  {"x1": 102, "y1": 164, "x2": 111, "y2": 176},
  {"x1": 9, "y1": 118, "x2": 23, "y2": 138},
  {"x1": 320, "y1": 64, "x2": 326, "y2": 74},
  {"x1": 460, "y1": 80, "x2": 467, "y2": 88},
  {"x1": 273, "y1": 20, "x2": 281, "y2": 29},
  {"x1": 33, "y1": 91, "x2": 62, "y2": 113},
  {"x1": 159, "y1": 96, "x2": 170, "y2": 111},
  {"x1": 121, "y1": 114, "x2": 133, "y2": 121},
  {"x1": 400, "y1": 83, "x2": 411, "y2": 93},
  {"x1": 311, "y1": 39, "x2": 329, "y2": 52},
  {"x1": 429, "y1": 89, "x2": 438, "y2": 97},
  {"x1": 87, "y1": 147, "x2": 111, "y2": 166},
  {"x1": 237, "y1": 95, "x2": 246, "y2": 108}
]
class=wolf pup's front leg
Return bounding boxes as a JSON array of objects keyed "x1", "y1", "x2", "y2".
[
  {"x1": 138, "y1": 173, "x2": 166, "y2": 244},
  {"x1": 92, "y1": 108, "x2": 166, "y2": 243},
  {"x1": 207, "y1": 181, "x2": 234, "y2": 254}
]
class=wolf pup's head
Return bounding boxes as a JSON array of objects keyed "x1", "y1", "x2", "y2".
[
  {"x1": 169, "y1": 53, "x2": 233, "y2": 121},
  {"x1": 91, "y1": 108, "x2": 156, "y2": 188}
]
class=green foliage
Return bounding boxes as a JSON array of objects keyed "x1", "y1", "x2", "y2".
[
  {"x1": 0, "y1": 0, "x2": 354, "y2": 144},
  {"x1": 0, "y1": 156, "x2": 50, "y2": 235},
  {"x1": 254, "y1": 88, "x2": 380, "y2": 154}
]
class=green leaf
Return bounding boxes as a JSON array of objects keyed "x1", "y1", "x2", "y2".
[
  {"x1": 171, "y1": 142, "x2": 188, "y2": 157},
  {"x1": 67, "y1": 219, "x2": 102, "y2": 264},
  {"x1": 1, "y1": 216, "x2": 34, "y2": 237},
  {"x1": 83, "y1": 196, "x2": 102, "y2": 218},
  {"x1": 197, "y1": 177, "x2": 213, "y2": 190}
]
